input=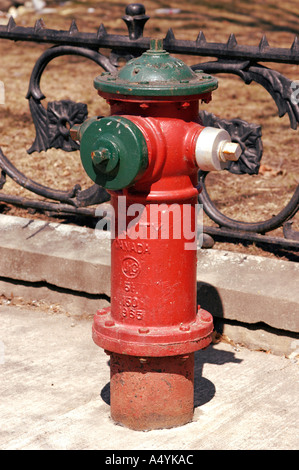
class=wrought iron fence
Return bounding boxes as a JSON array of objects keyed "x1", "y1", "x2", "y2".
[{"x1": 0, "y1": 3, "x2": 298, "y2": 251}]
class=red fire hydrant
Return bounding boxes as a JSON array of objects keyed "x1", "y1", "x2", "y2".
[{"x1": 72, "y1": 39, "x2": 240, "y2": 431}]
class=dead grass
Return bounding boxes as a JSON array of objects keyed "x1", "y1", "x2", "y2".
[{"x1": 0, "y1": 0, "x2": 298, "y2": 259}]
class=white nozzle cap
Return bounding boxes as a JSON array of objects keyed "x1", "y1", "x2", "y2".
[{"x1": 195, "y1": 127, "x2": 241, "y2": 171}]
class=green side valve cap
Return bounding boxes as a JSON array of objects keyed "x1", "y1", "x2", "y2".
[
  {"x1": 94, "y1": 38, "x2": 218, "y2": 97},
  {"x1": 78, "y1": 116, "x2": 148, "y2": 190}
]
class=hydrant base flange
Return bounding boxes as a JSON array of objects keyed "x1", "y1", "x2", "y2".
[{"x1": 93, "y1": 306, "x2": 213, "y2": 357}]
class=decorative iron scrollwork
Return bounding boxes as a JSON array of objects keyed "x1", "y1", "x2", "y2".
[
  {"x1": 0, "y1": 3, "x2": 297, "y2": 250},
  {"x1": 194, "y1": 59, "x2": 298, "y2": 238},
  {"x1": 26, "y1": 45, "x2": 116, "y2": 154},
  {"x1": 193, "y1": 60, "x2": 299, "y2": 130},
  {"x1": 47, "y1": 100, "x2": 88, "y2": 152}
]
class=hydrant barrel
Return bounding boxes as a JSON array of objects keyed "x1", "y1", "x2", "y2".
[{"x1": 73, "y1": 38, "x2": 240, "y2": 431}]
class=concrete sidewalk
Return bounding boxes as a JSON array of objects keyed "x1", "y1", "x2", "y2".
[{"x1": 0, "y1": 304, "x2": 298, "y2": 450}]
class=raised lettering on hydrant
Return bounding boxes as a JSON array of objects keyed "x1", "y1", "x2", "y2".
[{"x1": 71, "y1": 39, "x2": 241, "y2": 431}]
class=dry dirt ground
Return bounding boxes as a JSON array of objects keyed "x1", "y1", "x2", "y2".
[{"x1": 0, "y1": 0, "x2": 298, "y2": 260}]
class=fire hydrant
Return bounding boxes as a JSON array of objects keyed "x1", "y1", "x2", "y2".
[{"x1": 71, "y1": 39, "x2": 240, "y2": 431}]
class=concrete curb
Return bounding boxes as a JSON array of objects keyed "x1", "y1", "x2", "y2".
[{"x1": 0, "y1": 213, "x2": 298, "y2": 355}]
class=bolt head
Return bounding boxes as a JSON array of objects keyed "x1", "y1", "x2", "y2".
[
  {"x1": 96, "y1": 308, "x2": 108, "y2": 316},
  {"x1": 91, "y1": 141, "x2": 119, "y2": 174},
  {"x1": 139, "y1": 357, "x2": 148, "y2": 363},
  {"x1": 138, "y1": 327, "x2": 150, "y2": 334},
  {"x1": 219, "y1": 141, "x2": 242, "y2": 162},
  {"x1": 179, "y1": 324, "x2": 190, "y2": 332},
  {"x1": 91, "y1": 148, "x2": 110, "y2": 165}
]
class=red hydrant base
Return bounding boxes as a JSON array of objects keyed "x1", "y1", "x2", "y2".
[
  {"x1": 93, "y1": 306, "x2": 213, "y2": 357},
  {"x1": 109, "y1": 352, "x2": 195, "y2": 431}
]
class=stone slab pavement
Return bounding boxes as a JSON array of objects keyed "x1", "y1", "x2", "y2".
[{"x1": 0, "y1": 304, "x2": 298, "y2": 451}]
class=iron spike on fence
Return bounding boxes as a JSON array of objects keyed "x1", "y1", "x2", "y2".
[
  {"x1": 164, "y1": 28, "x2": 176, "y2": 44},
  {"x1": 227, "y1": 33, "x2": 238, "y2": 49},
  {"x1": 291, "y1": 36, "x2": 299, "y2": 53},
  {"x1": 196, "y1": 31, "x2": 206, "y2": 45},
  {"x1": 6, "y1": 16, "x2": 16, "y2": 32},
  {"x1": 97, "y1": 24, "x2": 107, "y2": 39},
  {"x1": 259, "y1": 34, "x2": 270, "y2": 51},
  {"x1": 69, "y1": 19, "x2": 79, "y2": 35},
  {"x1": 34, "y1": 19, "x2": 45, "y2": 33}
]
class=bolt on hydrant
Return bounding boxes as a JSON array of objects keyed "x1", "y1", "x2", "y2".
[{"x1": 71, "y1": 39, "x2": 241, "y2": 431}]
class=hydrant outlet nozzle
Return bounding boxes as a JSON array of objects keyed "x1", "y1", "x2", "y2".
[
  {"x1": 69, "y1": 123, "x2": 81, "y2": 142},
  {"x1": 70, "y1": 116, "x2": 100, "y2": 143},
  {"x1": 72, "y1": 116, "x2": 148, "y2": 190},
  {"x1": 195, "y1": 126, "x2": 241, "y2": 171}
]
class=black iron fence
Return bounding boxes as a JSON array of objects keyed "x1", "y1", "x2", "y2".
[{"x1": 0, "y1": 3, "x2": 298, "y2": 251}]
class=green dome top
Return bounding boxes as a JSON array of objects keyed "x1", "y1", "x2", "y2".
[{"x1": 94, "y1": 39, "x2": 218, "y2": 97}]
